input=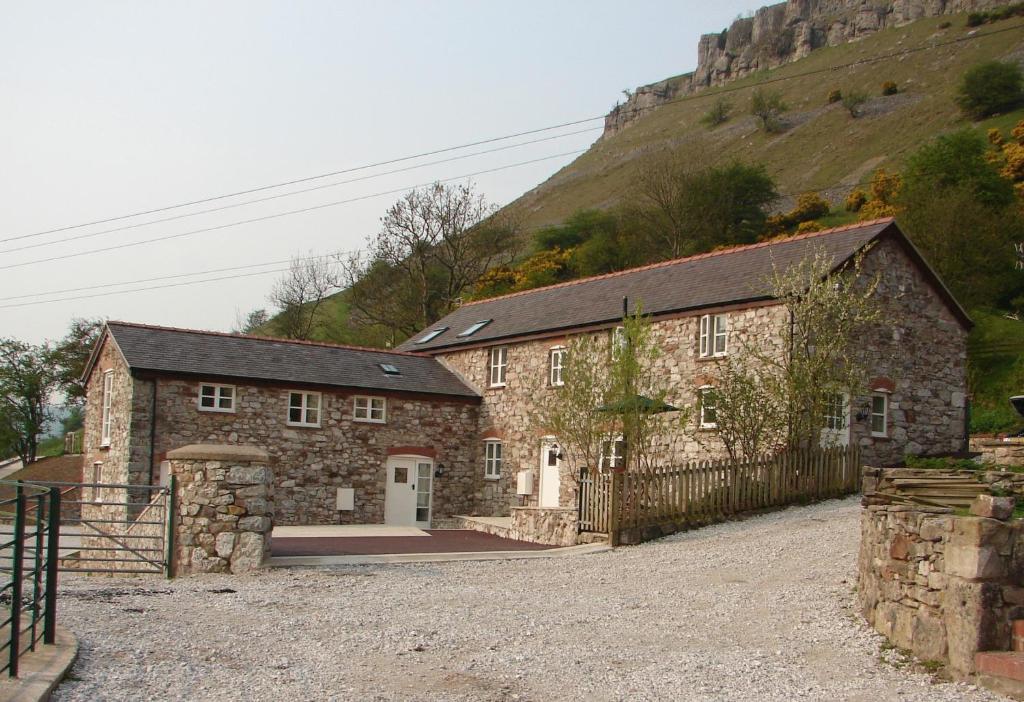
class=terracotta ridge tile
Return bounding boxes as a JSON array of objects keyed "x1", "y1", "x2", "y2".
[
  {"x1": 105, "y1": 320, "x2": 427, "y2": 358},
  {"x1": 460, "y1": 217, "x2": 895, "y2": 307}
]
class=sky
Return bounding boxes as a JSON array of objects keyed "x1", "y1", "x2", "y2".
[{"x1": 1, "y1": 0, "x2": 756, "y2": 344}]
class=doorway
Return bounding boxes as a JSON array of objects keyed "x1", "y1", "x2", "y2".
[
  {"x1": 384, "y1": 456, "x2": 433, "y2": 528},
  {"x1": 539, "y1": 438, "x2": 561, "y2": 508}
]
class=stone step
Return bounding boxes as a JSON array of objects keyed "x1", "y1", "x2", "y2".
[{"x1": 976, "y1": 652, "x2": 1024, "y2": 701}]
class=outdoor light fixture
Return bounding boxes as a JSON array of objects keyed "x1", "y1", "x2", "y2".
[
  {"x1": 856, "y1": 410, "x2": 869, "y2": 422},
  {"x1": 435, "y1": 464, "x2": 445, "y2": 478}
]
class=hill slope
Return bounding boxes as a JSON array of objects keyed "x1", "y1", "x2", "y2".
[{"x1": 506, "y1": 13, "x2": 1024, "y2": 229}]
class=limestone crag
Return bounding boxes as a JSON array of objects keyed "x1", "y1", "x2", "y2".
[{"x1": 604, "y1": 0, "x2": 1004, "y2": 135}]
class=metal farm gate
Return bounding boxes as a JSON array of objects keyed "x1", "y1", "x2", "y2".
[{"x1": 31, "y1": 480, "x2": 175, "y2": 577}]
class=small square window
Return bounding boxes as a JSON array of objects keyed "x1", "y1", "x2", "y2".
[
  {"x1": 871, "y1": 393, "x2": 888, "y2": 437},
  {"x1": 198, "y1": 384, "x2": 235, "y2": 413},
  {"x1": 484, "y1": 440, "x2": 502, "y2": 479},
  {"x1": 699, "y1": 387, "x2": 718, "y2": 429},
  {"x1": 354, "y1": 396, "x2": 386, "y2": 423},
  {"x1": 599, "y1": 437, "x2": 626, "y2": 470},
  {"x1": 288, "y1": 391, "x2": 322, "y2": 427},
  {"x1": 699, "y1": 314, "x2": 728, "y2": 358}
]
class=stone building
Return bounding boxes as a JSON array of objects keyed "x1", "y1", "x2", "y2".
[
  {"x1": 397, "y1": 218, "x2": 971, "y2": 517},
  {"x1": 82, "y1": 218, "x2": 970, "y2": 526}
]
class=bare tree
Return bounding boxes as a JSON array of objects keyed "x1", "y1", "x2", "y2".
[
  {"x1": 268, "y1": 254, "x2": 341, "y2": 340},
  {"x1": 344, "y1": 181, "x2": 520, "y2": 337}
]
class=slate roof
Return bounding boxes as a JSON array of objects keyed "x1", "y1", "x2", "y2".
[
  {"x1": 397, "y1": 218, "x2": 969, "y2": 353},
  {"x1": 93, "y1": 322, "x2": 479, "y2": 399}
]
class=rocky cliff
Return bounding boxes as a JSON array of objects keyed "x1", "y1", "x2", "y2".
[{"x1": 604, "y1": 0, "x2": 1003, "y2": 135}]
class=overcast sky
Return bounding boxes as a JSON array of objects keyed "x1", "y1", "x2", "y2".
[{"x1": 1, "y1": 1, "x2": 755, "y2": 344}]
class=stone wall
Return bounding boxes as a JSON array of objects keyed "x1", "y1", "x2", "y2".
[
  {"x1": 858, "y1": 500, "x2": 1024, "y2": 677},
  {"x1": 973, "y1": 438, "x2": 1024, "y2": 468},
  {"x1": 168, "y1": 444, "x2": 274, "y2": 575},
  {"x1": 510, "y1": 507, "x2": 578, "y2": 547},
  {"x1": 604, "y1": 0, "x2": 1005, "y2": 135}
]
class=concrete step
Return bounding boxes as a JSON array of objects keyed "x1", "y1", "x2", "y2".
[{"x1": 976, "y1": 652, "x2": 1024, "y2": 700}]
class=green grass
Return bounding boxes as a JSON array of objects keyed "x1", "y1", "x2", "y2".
[
  {"x1": 36, "y1": 436, "x2": 64, "y2": 459},
  {"x1": 968, "y1": 310, "x2": 1024, "y2": 433},
  {"x1": 504, "y1": 14, "x2": 1024, "y2": 229}
]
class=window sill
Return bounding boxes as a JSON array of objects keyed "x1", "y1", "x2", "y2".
[
  {"x1": 198, "y1": 407, "x2": 236, "y2": 414},
  {"x1": 354, "y1": 418, "x2": 386, "y2": 424},
  {"x1": 286, "y1": 422, "x2": 322, "y2": 429},
  {"x1": 484, "y1": 475, "x2": 501, "y2": 481},
  {"x1": 98, "y1": 443, "x2": 111, "y2": 450},
  {"x1": 871, "y1": 433, "x2": 891, "y2": 441},
  {"x1": 696, "y1": 355, "x2": 727, "y2": 362},
  {"x1": 487, "y1": 384, "x2": 506, "y2": 390},
  {"x1": 698, "y1": 425, "x2": 718, "y2": 432}
]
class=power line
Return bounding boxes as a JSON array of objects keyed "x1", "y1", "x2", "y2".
[
  {"x1": 0, "y1": 126, "x2": 601, "y2": 256},
  {"x1": 4, "y1": 23, "x2": 1018, "y2": 246},
  {"x1": 0, "y1": 149, "x2": 586, "y2": 272}
]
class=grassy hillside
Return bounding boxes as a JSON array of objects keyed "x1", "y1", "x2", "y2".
[
  {"x1": 507, "y1": 14, "x2": 1024, "y2": 229},
  {"x1": 969, "y1": 310, "x2": 1024, "y2": 433}
]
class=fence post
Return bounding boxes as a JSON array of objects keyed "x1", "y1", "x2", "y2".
[
  {"x1": 43, "y1": 487, "x2": 60, "y2": 646},
  {"x1": 164, "y1": 475, "x2": 177, "y2": 579},
  {"x1": 608, "y1": 471, "x2": 620, "y2": 547},
  {"x1": 9, "y1": 486, "x2": 25, "y2": 677}
]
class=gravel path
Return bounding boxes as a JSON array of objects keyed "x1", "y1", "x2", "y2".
[{"x1": 52, "y1": 497, "x2": 1006, "y2": 701}]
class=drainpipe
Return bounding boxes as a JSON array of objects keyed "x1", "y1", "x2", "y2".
[{"x1": 148, "y1": 380, "x2": 157, "y2": 485}]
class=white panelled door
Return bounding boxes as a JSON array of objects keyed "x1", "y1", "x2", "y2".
[
  {"x1": 539, "y1": 439, "x2": 561, "y2": 508},
  {"x1": 384, "y1": 456, "x2": 433, "y2": 528}
]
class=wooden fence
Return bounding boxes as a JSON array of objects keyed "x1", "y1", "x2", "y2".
[{"x1": 578, "y1": 446, "x2": 860, "y2": 544}]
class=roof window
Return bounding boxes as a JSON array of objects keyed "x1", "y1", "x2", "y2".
[
  {"x1": 457, "y1": 320, "x2": 492, "y2": 338},
  {"x1": 379, "y1": 363, "x2": 401, "y2": 376},
  {"x1": 415, "y1": 327, "x2": 448, "y2": 344}
]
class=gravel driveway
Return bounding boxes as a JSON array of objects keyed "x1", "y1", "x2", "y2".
[{"x1": 52, "y1": 497, "x2": 1006, "y2": 701}]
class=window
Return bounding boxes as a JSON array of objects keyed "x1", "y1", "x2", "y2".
[
  {"x1": 91, "y1": 462, "x2": 103, "y2": 502},
  {"x1": 600, "y1": 436, "x2": 626, "y2": 470},
  {"x1": 484, "y1": 440, "x2": 502, "y2": 479},
  {"x1": 549, "y1": 346, "x2": 566, "y2": 386},
  {"x1": 699, "y1": 314, "x2": 728, "y2": 358},
  {"x1": 378, "y1": 363, "x2": 401, "y2": 376},
  {"x1": 353, "y1": 395, "x2": 386, "y2": 423},
  {"x1": 288, "y1": 391, "x2": 321, "y2": 427},
  {"x1": 699, "y1": 386, "x2": 718, "y2": 429},
  {"x1": 198, "y1": 384, "x2": 235, "y2": 413},
  {"x1": 823, "y1": 393, "x2": 846, "y2": 431},
  {"x1": 871, "y1": 393, "x2": 889, "y2": 437},
  {"x1": 612, "y1": 326, "x2": 627, "y2": 356},
  {"x1": 489, "y1": 346, "x2": 508, "y2": 387},
  {"x1": 100, "y1": 371, "x2": 113, "y2": 447},
  {"x1": 458, "y1": 319, "x2": 492, "y2": 338},
  {"x1": 415, "y1": 327, "x2": 448, "y2": 344}
]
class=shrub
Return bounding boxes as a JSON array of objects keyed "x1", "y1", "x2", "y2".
[
  {"x1": 700, "y1": 97, "x2": 733, "y2": 128},
  {"x1": 827, "y1": 89, "x2": 842, "y2": 104},
  {"x1": 750, "y1": 88, "x2": 788, "y2": 133},
  {"x1": 955, "y1": 60, "x2": 1024, "y2": 119},
  {"x1": 966, "y1": 3, "x2": 1024, "y2": 26},
  {"x1": 881, "y1": 81, "x2": 898, "y2": 96},
  {"x1": 845, "y1": 189, "x2": 868, "y2": 212},
  {"x1": 842, "y1": 90, "x2": 869, "y2": 117},
  {"x1": 938, "y1": 20, "x2": 952, "y2": 29},
  {"x1": 967, "y1": 12, "x2": 985, "y2": 26},
  {"x1": 904, "y1": 454, "x2": 980, "y2": 471},
  {"x1": 764, "y1": 192, "x2": 831, "y2": 234}
]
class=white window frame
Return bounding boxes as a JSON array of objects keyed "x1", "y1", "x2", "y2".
[
  {"x1": 699, "y1": 314, "x2": 729, "y2": 358},
  {"x1": 699, "y1": 386, "x2": 718, "y2": 429},
  {"x1": 100, "y1": 370, "x2": 113, "y2": 447},
  {"x1": 287, "y1": 391, "x2": 322, "y2": 427},
  {"x1": 599, "y1": 435, "x2": 626, "y2": 470},
  {"x1": 489, "y1": 347, "x2": 508, "y2": 387},
  {"x1": 871, "y1": 392, "x2": 889, "y2": 438},
  {"x1": 198, "y1": 383, "x2": 236, "y2": 413},
  {"x1": 549, "y1": 346, "x2": 566, "y2": 387},
  {"x1": 823, "y1": 393, "x2": 847, "y2": 431},
  {"x1": 484, "y1": 440, "x2": 502, "y2": 480},
  {"x1": 91, "y1": 462, "x2": 103, "y2": 502},
  {"x1": 353, "y1": 395, "x2": 386, "y2": 423}
]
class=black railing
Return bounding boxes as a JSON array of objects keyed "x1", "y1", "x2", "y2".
[{"x1": 0, "y1": 482, "x2": 60, "y2": 677}]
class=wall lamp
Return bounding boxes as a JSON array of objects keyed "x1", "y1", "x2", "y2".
[{"x1": 434, "y1": 464, "x2": 445, "y2": 478}]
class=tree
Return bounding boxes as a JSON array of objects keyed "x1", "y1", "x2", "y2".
[
  {"x1": 706, "y1": 249, "x2": 883, "y2": 455},
  {"x1": 49, "y1": 318, "x2": 104, "y2": 408},
  {"x1": 0, "y1": 339, "x2": 59, "y2": 466},
  {"x1": 955, "y1": 61, "x2": 1024, "y2": 119},
  {"x1": 344, "y1": 181, "x2": 520, "y2": 338},
  {"x1": 903, "y1": 129, "x2": 1015, "y2": 209},
  {"x1": 268, "y1": 254, "x2": 341, "y2": 340},
  {"x1": 749, "y1": 88, "x2": 787, "y2": 133},
  {"x1": 700, "y1": 97, "x2": 733, "y2": 128},
  {"x1": 632, "y1": 155, "x2": 777, "y2": 258},
  {"x1": 527, "y1": 308, "x2": 691, "y2": 479},
  {"x1": 234, "y1": 308, "x2": 270, "y2": 334}
]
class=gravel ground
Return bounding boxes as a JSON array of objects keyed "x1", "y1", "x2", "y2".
[{"x1": 52, "y1": 497, "x2": 1007, "y2": 701}]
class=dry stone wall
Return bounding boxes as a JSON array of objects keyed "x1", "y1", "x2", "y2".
[
  {"x1": 859, "y1": 496, "x2": 1024, "y2": 677},
  {"x1": 605, "y1": 0, "x2": 1005, "y2": 135}
]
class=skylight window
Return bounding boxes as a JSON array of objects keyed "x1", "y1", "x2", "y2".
[
  {"x1": 415, "y1": 327, "x2": 448, "y2": 344},
  {"x1": 457, "y1": 319, "x2": 492, "y2": 338},
  {"x1": 379, "y1": 363, "x2": 401, "y2": 376}
]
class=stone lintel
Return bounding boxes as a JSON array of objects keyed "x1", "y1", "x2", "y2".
[{"x1": 167, "y1": 443, "x2": 269, "y2": 463}]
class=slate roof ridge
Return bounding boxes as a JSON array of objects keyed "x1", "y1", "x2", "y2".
[
  {"x1": 459, "y1": 217, "x2": 895, "y2": 308},
  {"x1": 105, "y1": 320, "x2": 426, "y2": 358}
]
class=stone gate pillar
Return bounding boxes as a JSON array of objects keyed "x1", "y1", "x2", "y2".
[{"x1": 166, "y1": 444, "x2": 274, "y2": 575}]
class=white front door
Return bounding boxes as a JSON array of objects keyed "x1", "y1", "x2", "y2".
[
  {"x1": 384, "y1": 456, "x2": 433, "y2": 527},
  {"x1": 539, "y1": 439, "x2": 561, "y2": 508},
  {"x1": 820, "y1": 393, "x2": 851, "y2": 448}
]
